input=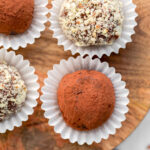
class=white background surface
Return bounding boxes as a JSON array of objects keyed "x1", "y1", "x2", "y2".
[{"x1": 115, "y1": 110, "x2": 150, "y2": 150}]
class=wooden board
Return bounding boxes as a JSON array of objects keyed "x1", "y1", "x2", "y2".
[{"x1": 0, "y1": 0, "x2": 150, "y2": 149}]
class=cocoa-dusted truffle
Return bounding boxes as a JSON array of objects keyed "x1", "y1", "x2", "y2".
[
  {"x1": 0, "y1": 0, "x2": 34, "y2": 35},
  {"x1": 59, "y1": 0, "x2": 123, "y2": 47},
  {"x1": 57, "y1": 70, "x2": 115, "y2": 131},
  {"x1": 0, "y1": 61, "x2": 27, "y2": 121}
]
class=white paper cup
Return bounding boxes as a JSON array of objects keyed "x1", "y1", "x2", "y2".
[
  {"x1": 0, "y1": 0, "x2": 49, "y2": 50},
  {"x1": 49, "y1": 0, "x2": 138, "y2": 58},
  {"x1": 0, "y1": 48, "x2": 39, "y2": 133},
  {"x1": 41, "y1": 56, "x2": 129, "y2": 145}
]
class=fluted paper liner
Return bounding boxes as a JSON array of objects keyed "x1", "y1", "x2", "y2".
[
  {"x1": 41, "y1": 56, "x2": 129, "y2": 145},
  {"x1": 0, "y1": 49, "x2": 39, "y2": 133},
  {"x1": 0, "y1": 0, "x2": 49, "y2": 50},
  {"x1": 49, "y1": 0, "x2": 138, "y2": 58}
]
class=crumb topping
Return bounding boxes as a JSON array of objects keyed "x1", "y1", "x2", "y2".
[
  {"x1": 0, "y1": 61, "x2": 27, "y2": 121},
  {"x1": 59, "y1": 0, "x2": 123, "y2": 46}
]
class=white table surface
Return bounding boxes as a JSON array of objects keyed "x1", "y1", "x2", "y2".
[{"x1": 115, "y1": 109, "x2": 150, "y2": 150}]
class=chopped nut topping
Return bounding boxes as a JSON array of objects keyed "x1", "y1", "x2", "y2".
[
  {"x1": 59, "y1": 0, "x2": 123, "y2": 47},
  {"x1": 0, "y1": 61, "x2": 27, "y2": 121}
]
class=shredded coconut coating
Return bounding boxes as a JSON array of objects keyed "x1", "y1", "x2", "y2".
[
  {"x1": 0, "y1": 61, "x2": 27, "y2": 121},
  {"x1": 59, "y1": 0, "x2": 123, "y2": 47}
]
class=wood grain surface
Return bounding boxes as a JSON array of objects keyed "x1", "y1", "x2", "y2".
[{"x1": 0, "y1": 0, "x2": 150, "y2": 150}]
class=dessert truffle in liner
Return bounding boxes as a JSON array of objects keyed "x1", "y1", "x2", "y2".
[
  {"x1": 57, "y1": 70, "x2": 115, "y2": 131},
  {"x1": 59, "y1": 0, "x2": 123, "y2": 47},
  {"x1": 0, "y1": 61, "x2": 27, "y2": 121},
  {"x1": 0, "y1": 0, "x2": 34, "y2": 35}
]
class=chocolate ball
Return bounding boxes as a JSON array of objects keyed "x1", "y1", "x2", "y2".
[
  {"x1": 57, "y1": 70, "x2": 115, "y2": 131},
  {"x1": 0, "y1": 61, "x2": 27, "y2": 121},
  {"x1": 59, "y1": 0, "x2": 123, "y2": 46},
  {"x1": 0, "y1": 0, "x2": 34, "y2": 35}
]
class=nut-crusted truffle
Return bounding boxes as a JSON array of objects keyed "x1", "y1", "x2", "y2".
[
  {"x1": 0, "y1": 0, "x2": 34, "y2": 35},
  {"x1": 59, "y1": 0, "x2": 123, "y2": 47},
  {"x1": 0, "y1": 61, "x2": 27, "y2": 121},
  {"x1": 57, "y1": 70, "x2": 115, "y2": 131}
]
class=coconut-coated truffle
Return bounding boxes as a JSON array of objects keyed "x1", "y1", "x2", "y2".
[
  {"x1": 0, "y1": 61, "x2": 27, "y2": 121},
  {"x1": 57, "y1": 70, "x2": 115, "y2": 131},
  {"x1": 0, "y1": 0, "x2": 34, "y2": 35},
  {"x1": 59, "y1": 0, "x2": 123, "y2": 47}
]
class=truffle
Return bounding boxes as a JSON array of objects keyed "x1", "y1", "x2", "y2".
[
  {"x1": 59, "y1": 0, "x2": 123, "y2": 46},
  {"x1": 0, "y1": 61, "x2": 27, "y2": 121},
  {"x1": 0, "y1": 0, "x2": 34, "y2": 35},
  {"x1": 57, "y1": 70, "x2": 115, "y2": 131}
]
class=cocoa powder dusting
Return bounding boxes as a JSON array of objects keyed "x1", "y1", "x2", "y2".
[
  {"x1": 0, "y1": 0, "x2": 34, "y2": 35},
  {"x1": 57, "y1": 70, "x2": 115, "y2": 131}
]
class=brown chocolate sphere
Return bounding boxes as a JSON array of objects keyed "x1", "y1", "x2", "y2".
[
  {"x1": 0, "y1": 0, "x2": 34, "y2": 35},
  {"x1": 57, "y1": 70, "x2": 115, "y2": 131}
]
